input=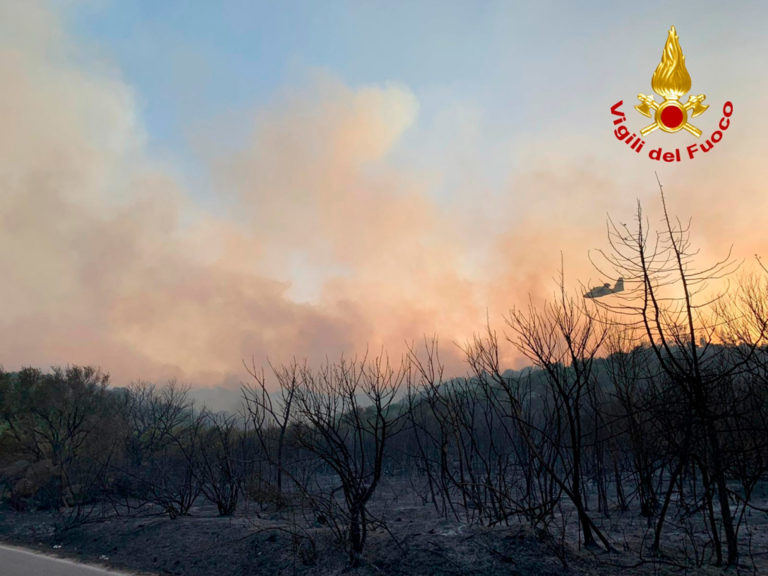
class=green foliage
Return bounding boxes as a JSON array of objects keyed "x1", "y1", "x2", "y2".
[{"x1": 0, "y1": 365, "x2": 117, "y2": 510}]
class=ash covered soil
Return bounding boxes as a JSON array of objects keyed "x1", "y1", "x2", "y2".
[
  {"x1": 0, "y1": 511, "x2": 706, "y2": 576},
  {"x1": 0, "y1": 487, "x2": 759, "y2": 576},
  {"x1": 0, "y1": 506, "x2": 575, "y2": 576}
]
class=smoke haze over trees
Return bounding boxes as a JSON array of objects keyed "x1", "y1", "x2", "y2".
[{"x1": 3, "y1": 194, "x2": 768, "y2": 572}]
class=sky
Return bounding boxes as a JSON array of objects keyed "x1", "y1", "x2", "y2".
[{"x1": 2, "y1": 0, "x2": 768, "y2": 406}]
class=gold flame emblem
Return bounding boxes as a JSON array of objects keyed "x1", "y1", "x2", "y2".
[{"x1": 635, "y1": 26, "x2": 708, "y2": 137}]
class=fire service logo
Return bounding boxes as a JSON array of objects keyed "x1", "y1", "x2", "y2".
[{"x1": 610, "y1": 26, "x2": 733, "y2": 162}]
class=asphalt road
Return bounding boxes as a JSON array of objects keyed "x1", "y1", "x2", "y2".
[{"x1": 0, "y1": 544, "x2": 135, "y2": 576}]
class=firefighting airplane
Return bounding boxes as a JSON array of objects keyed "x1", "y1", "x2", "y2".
[{"x1": 584, "y1": 278, "x2": 624, "y2": 299}]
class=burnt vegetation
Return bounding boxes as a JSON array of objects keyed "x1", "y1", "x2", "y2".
[{"x1": 2, "y1": 194, "x2": 768, "y2": 573}]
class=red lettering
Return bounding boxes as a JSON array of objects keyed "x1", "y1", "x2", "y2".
[{"x1": 614, "y1": 125, "x2": 630, "y2": 141}]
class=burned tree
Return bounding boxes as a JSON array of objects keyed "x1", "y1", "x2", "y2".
[
  {"x1": 504, "y1": 280, "x2": 611, "y2": 549},
  {"x1": 122, "y1": 381, "x2": 201, "y2": 518},
  {"x1": 241, "y1": 359, "x2": 299, "y2": 506},
  {"x1": 406, "y1": 337, "x2": 561, "y2": 529},
  {"x1": 290, "y1": 354, "x2": 406, "y2": 566},
  {"x1": 196, "y1": 410, "x2": 245, "y2": 516},
  {"x1": 590, "y1": 180, "x2": 744, "y2": 565},
  {"x1": 456, "y1": 271, "x2": 613, "y2": 551}
]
